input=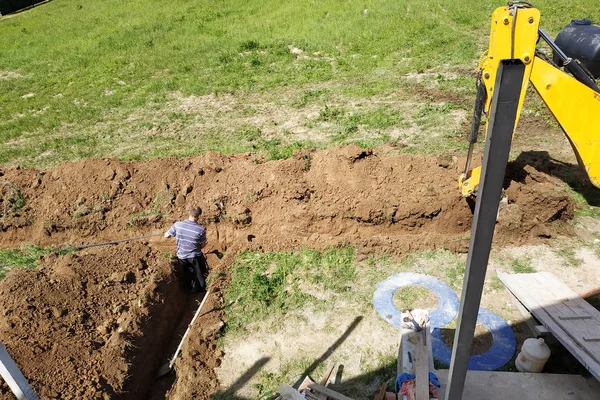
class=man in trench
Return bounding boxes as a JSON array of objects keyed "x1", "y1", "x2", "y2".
[{"x1": 164, "y1": 206, "x2": 208, "y2": 292}]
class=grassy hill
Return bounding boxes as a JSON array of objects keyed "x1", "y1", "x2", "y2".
[{"x1": 1, "y1": 0, "x2": 598, "y2": 167}]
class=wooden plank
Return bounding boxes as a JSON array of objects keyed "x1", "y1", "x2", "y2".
[
  {"x1": 508, "y1": 273, "x2": 600, "y2": 354},
  {"x1": 505, "y1": 289, "x2": 540, "y2": 336},
  {"x1": 558, "y1": 315, "x2": 592, "y2": 320},
  {"x1": 307, "y1": 383, "x2": 355, "y2": 400},
  {"x1": 317, "y1": 364, "x2": 335, "y2": 400},
  {"x1": 374, "y1": 382, "x2": 387, "y2": 400},
  {"x1": 398, "y1": 329, "x2": 414, "y2": 375},
  {"x1": 530, "y1": 274, "x2": 600, "y2": 359},
  {"x1": 529, "y1": 288, "x2": 600, "y2": 357},
  {"x1": 319, "y1": 364, "x2": 335, "y2": 385},
  {"x1": 498, "y1": 274, "x2": 597, "y2": 372},
  {"x1": 298, "y1": 376, "x2": 316, "y2": 392},
  {"x1": 534, "y1": 325, "x2": 550, "y2": 336},
  {"x1": 514, "y1": 275, "x2": 600, "y2": 356},
  {"x1": 0, "y1": 343, "x2": 39, "y2": 400},
  {"x1": 539, "y1": 272, "x2": 600, "y2": 320},
  {"x1": 498, "y1": 272, "x2": 600, "y2": 380},
  {"x1": 414, "y1": 325, "x2": 429, "y2": 400},
  {"x1": 435, "y1": 369, "x2": 600, "y2": 400}
]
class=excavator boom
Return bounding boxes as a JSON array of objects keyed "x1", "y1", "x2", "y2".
[{"x1": 459, "y1": 4, "x2": 600, "y2": 197}]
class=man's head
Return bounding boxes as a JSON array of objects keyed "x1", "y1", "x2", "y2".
[{"x1": 189, "y1": 206, "x2": 202, "y2": 221}]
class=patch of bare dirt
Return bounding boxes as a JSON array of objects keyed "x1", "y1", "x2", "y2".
[
  {"x1": 0, "y1": 242, "x2": 186, "y2": 399},
  {"x1": 0, "y1": 146, "x2": 580, "y2": 399},
  {"x1": 0, "y1": 71, "x2": 23, "y2": 80}
]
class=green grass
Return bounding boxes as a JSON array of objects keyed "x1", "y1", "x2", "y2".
[
  {"x1": 555, "y1": 247, "x2": 584, "y2": 268},
  {"x1": 562, "y1": 181, "x2": 600, "y2": 218},
  {"x1": 511, "y1": 257, "x2": 536, "y2": 274},
  {"x1": 1, "y1": 180, "x2": 26, "y2": 216},
  {"x1": 224, "y1": 247, "x2": 356, "y2": 335},
  {"x1": 2, "y1": 0, "x2": 597, "y2": 167},
  {"x1": 0, "y1": 245, "x2": 75, "y2": 280},
  {"x1": 445, "y1": 260, "x2": 466, "y2": 290},
  {"x1": 392, "y1": 284, "x2": 436, "y2": 310},
  {"x1": 487, "y1": 275, "x2": 504, "y2": 292},
  {"x1": 251, "y1": 357, "x2": 324, "y2": 399}
]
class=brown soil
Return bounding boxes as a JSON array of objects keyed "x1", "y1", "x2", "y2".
[
  {"x1": 0, "y1": 242, "x2": 186, "y2": 399},
  {"x1": 0, "y1": 146, "x2": 577, "y2": 399},
  {"x1": 0, "y1": 145, "x2": 574, "y2": 253}
]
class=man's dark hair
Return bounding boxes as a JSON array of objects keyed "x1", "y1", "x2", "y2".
[{"x1": 189, "y1": 206, "x2": 202, "y2": 219}]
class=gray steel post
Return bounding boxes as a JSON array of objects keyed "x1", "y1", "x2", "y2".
[
  {"x1": 445, "y1": 60, "x2": 525, "y2": 400},
  {"x1": 0, "y1": 342, "x2": 39, "y2": 400}
]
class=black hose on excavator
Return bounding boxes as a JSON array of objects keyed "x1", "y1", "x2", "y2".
[
  {"x1": 463, "y1": 76, "x2": 487, "y2": 177},
  {"x1": 74, "y1": 233, "x2": 164, "y2": 250}
]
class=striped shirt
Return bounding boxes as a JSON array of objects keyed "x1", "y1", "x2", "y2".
[{"x1": 167, "y1": 220, "x2": 207, "y2": 259}]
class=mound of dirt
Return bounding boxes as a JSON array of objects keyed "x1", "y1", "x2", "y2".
[
  {"x1": 0, "y1": 146, "x2": 579, "y2": 399},
  {"x1": 499, "y1": 164, "x2": 575, "y2": 242},
  {"x1": 0, "y1": 242, "x2": 186, "y2": 399},
  {"x1": 0, "y1": 146, "x2": 575, "y2": 255}
]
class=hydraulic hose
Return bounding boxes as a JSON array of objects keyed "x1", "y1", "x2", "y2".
[
  {"x1": 463, "y1": 77, "x2": 487, "y2": 177},
  {"x1": 538, "y1": 28, "x2": 600, "y2": 93}
]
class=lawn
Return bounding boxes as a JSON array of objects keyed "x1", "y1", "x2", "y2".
[{"x1": 2, "y1": 0, "x2": 598, "y2": 167}]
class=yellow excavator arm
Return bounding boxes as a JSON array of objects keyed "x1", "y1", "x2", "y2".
[{"x1": 459, "y1": 4, "x2": 600, "y2": 197}]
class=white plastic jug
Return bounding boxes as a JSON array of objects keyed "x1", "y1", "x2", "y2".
[{"x1": 516, "y1": 338, "x2": 551, "y2": 373}]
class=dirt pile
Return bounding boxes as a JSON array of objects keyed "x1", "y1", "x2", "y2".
[
  {"x1": 0, "y1": 146, "x2": 575, "y2": 255},
  {"x1": 0, "y1": 242, "x2": 186, "y2": 399},
  {"x1": 0, "y1": 146, "x2": 578, "y2": 399}
]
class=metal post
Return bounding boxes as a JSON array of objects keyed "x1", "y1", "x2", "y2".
[
  {"x1": 445, "y1": 60, "x2": 525, "y2": 400},
  {"x1": 0, "y1": 342, "x2": 39, "y2": 400}
]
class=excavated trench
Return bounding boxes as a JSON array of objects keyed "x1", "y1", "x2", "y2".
[{"x1": 0, "y1": 146, "x2": 577, "y2": 398}]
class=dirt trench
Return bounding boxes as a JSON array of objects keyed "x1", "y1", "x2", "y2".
[
  {"x1": 0, "y1": 145, "x2": 577, "y2": 399},
  {"x1": 0, "y1": 242, "x2": 187, "y2": 399}
]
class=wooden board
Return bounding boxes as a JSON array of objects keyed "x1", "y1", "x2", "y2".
[
  {"x1": 307, "y1": 383, "x2": 355, "y2": 400},
  {"x1": 0, "y1": 342, "x2": 39, "y2": 400},
  {"x1": 435, "y1": 370, "x2": 600, "y2": 400},
  {"x1": 414, "y1": 327, "x2": 429, "y2": 400},
  {"x1": 317, "y1": 364, "x2": 336, "y2": 400},
  {"x1": 498, "y1": 272, "x2": 600, "y2": 380},
  {"x1": 530, "y1": 273, "x2": 600, "y2": 357},
  {"x1": 505, "y1": 289, "x2": 539, "y2": 336},
  {"x1": 397, "y1": 310, "x2": 436, "y2": 400}
]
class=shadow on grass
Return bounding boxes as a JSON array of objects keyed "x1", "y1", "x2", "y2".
[
  {"x1": 211, "y1": 316, "x2": 363, "y2": 399},
  {"x1": 212, "y1": 357, "x2": 271, "y2": 400},
  {"x1": 211, "y1": 305, "x2": 600, "y2": 400},
  {"x1": 0, "y1": 0, "x2": 52, "y2": 17},
  {"x1": 291, "y1": 316, "x2": 363, "y2": 388}
]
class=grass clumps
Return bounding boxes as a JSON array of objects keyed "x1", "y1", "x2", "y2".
[
  {"x1": 2, "y1": 1, "x2": 600, "y2": 167},
  {"x1": 1, "y1": 181, "x2": 26, "y2": 217},
  {"x1": 224, "y1": 247, "x2": 355, "y2": 335},
  {"x1": 252, "y1": 357, "x2": 323, "y2": 399},
  {"x1": 444, "y1": 260, "x2": 466, "y2": 290},
  {"x1": 392, "y1": 285, "x2": 436, "y2": 310},
  {"x1": 0, "y1": 245, "x2": 75, "y2": 280},
  {"x1": 555, "y1": 247, "x2": 583, "y2": 268},
  {"x1": 511, "y1": 257, "x2": 536, "y2": 274},
  {"x1": 127, "y1": 190, "x2": 173, "y2": 226}
]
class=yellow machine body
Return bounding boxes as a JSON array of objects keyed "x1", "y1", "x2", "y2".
[{"x1": 459, "y1": 6, "x2": 600, "y2": 197}]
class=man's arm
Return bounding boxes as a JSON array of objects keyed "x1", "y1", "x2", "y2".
[
  {"x1": 198, "y1": 230, "x2": 207, "y2": 250},
  {"x1": 165, "y1": 224, "x2": 176, "y2": 238}
]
